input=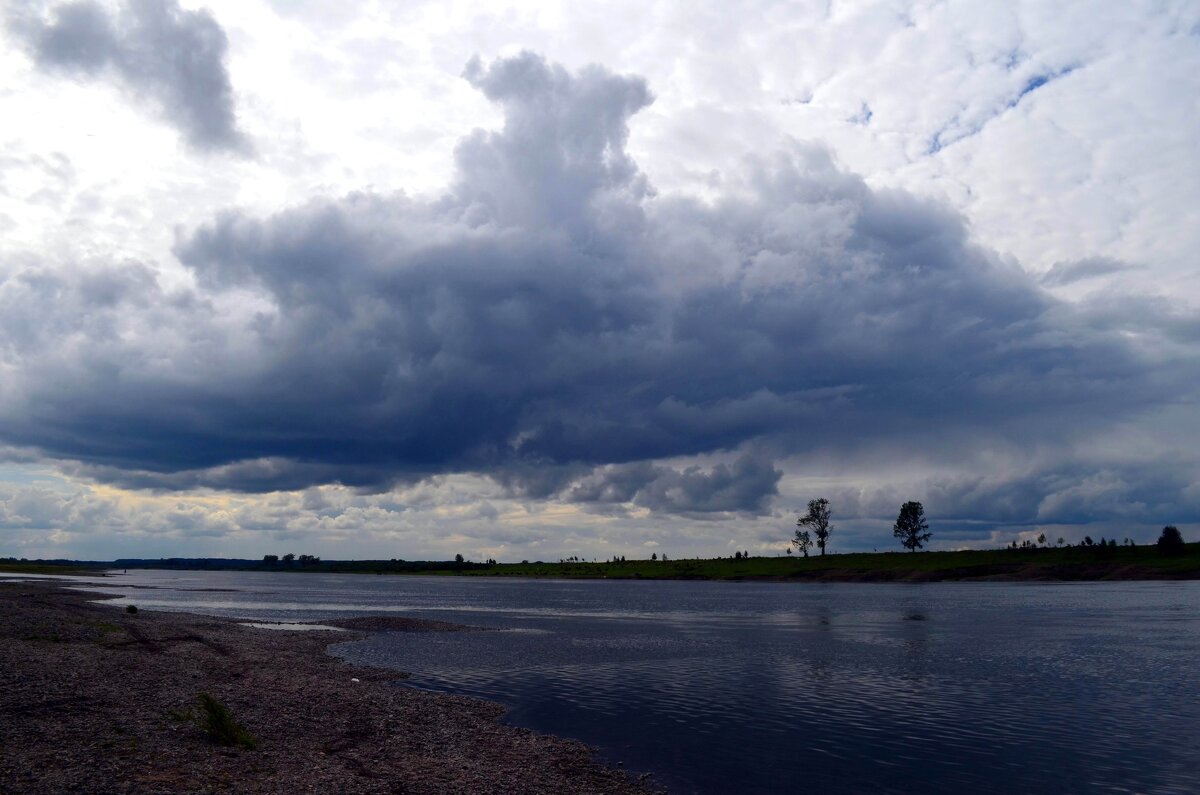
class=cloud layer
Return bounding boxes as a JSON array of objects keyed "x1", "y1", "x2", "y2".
[
  {"x1": 0, "y1": 51, "x2": 1197, "y2": 532},
  {"x1": 11, "y1": 0, "x2": 248, "y2": 152}
]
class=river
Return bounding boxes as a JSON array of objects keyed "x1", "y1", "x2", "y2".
[{"x1": 38, "y1": 569, "x2": 1200, "y2": 794}]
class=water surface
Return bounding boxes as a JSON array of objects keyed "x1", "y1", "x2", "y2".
[{"x1": 53, "y1": 570, "x2": 1200, "y2": 794}]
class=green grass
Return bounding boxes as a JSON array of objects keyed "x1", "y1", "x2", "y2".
[
  {"x1": 418, "y1": 543, "x2": 1200, "y2": 581},
  {"x1": 186, "y1": 694, "x2": 258, "y2": 750},
  {"x1": 0, "y1": 561, "x2": 93, "y2": 576}
]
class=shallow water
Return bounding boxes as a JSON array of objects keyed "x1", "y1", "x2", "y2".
[{"x1": 56, "y1": 570, "x2": 1200, "y2": 794}]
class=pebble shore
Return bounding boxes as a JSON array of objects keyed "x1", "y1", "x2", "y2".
[{"x1": 0, "y1": 581, "x2": 656, "y2": 794}]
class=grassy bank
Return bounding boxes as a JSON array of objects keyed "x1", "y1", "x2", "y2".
[
  {"x1": 426, "y1": 543, "x2": 1200, "y2": 582},
  {"x1": 7, "y1": 546, "x2": 1199, "y2": 582},
  {"x1": 0, "y1": 560, "x2": 97, "y2": 576}
]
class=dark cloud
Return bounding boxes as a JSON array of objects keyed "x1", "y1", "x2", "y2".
[
  {"x1": 1041, "y1": 256, "x2": 1133, "y2": 286},
  {"x1": 1, "y1": 52, "x2": 1197, "y2": 520},
  {"x1": 12, "y1": 0, "x2": 248, "y2": 153},
  {"x1": 925, "y1": 465, "x2": 1200, "y2": 528},
  {"x1": 570, "y1": 454, "x2": 782, "y2": 518},
  {"x1": 803, "y1": 457, "x2": 1200, "y2": 543}
]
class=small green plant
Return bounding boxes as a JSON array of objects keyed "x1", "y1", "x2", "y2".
[
  {"x1": 94, "y1": 621, "x2": 123, "y2": 644},
  {"x1": 184, "y1": 694, "x2": 258, "y2": 750},
  {"x1": 125, "y1": 605, "x2": 138, "y2": 614}
]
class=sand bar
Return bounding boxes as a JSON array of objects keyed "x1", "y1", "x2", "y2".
[{"x1": 0, "y1": 581, "x2": 655, "y2": 794}]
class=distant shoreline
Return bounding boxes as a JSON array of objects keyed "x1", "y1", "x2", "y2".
[
  {"x1": 4, "y1": 543, "x2": 1199, "y2": 584},
  {"x1": 0, "y1": 580, "x2": 654, "y2": 794}
]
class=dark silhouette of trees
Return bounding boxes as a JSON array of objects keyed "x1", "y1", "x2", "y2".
[
  {"x1": 282, "y1": 553, "x2": 295, "y2": 563},
  {"x1": 797, "y1": 499, "x2": 833, "y2": 555},
  {"x1": 651, "y1": 552, "x2": 657, "y2": 561},
  {"x1": 893, "y1": 501, "x2": 931, "y2": 552},
  {"x1": 792, "y1": 530, "x2": 812, "y2": 557},
  {"x1": 454, "y1": 553, "x2": 465, "y2": 564},
  {"x1": 1158, "y1": 525, "x2": 1185, "y2": 554},
  {"x1": 262, "y1": 554, "x2": 278, "y2": 564}
]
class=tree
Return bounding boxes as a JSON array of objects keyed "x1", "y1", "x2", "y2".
[
  {"x1": 1158, "y1": 525, "x2": 1185, "y2": 554},
  {"x1": 262, "y1": 554, "x2": 279, "y2": 564},
  {"x1": 282, "y1": 553, "x2": 295, "y2": 563},
  {"x1": 792, "y1": 530, "x2": 812, "y2": 558},
  {"x1": 797, "y1": 499, "x2": 833, "y2": 555},
  {"x1": 893, "y1": 501, "x2": 931, "y2": 552},
  {"x1": 1037, "y1": 533, "x2": 1047, "y2": 547},
  {"x1": 651, "y1": 552, "x2": 658, "y2": 561},
  {"x1": 454, "y1": 553, "x2": 465, "y2": 564}
]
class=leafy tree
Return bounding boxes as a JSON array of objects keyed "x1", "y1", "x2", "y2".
[
  {"x1": 262, "y1": 554, "x2": 278, "y2": 564},
  {"x1": 651, "y1": 552, "x2": 658, "y2": 561},
  {"x1": 893, "y1": 501, "x2": 932, "y2": 552},
  {"x1": 797, "y1": 499, "x2": 833, "y2": 555},
  {"x1": 1158, "y1": 525, "x2": 1185, "y2": 554},
  {"x1": 792, "y1": 530, "x2": 812, "y2": 558},
  {"x1": 1037, "y1": 533, "x2": 1046, "y2": 547},
  {"x1": 454, "y1": 553, "x2": 465, "y2": 564},
  {"x1": 282, "y1": 553, "x2": 295, "y2": 563}
]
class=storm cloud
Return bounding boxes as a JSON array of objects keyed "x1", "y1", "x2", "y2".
[
  {"x1": 0, "y1": 52, "x2": 1196, "y2": 521},
  {"x1": 11, "y1": 0, "x2": 248, "y2": 152}
]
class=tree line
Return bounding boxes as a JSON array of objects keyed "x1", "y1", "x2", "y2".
[
  {"x1": 261, "y1": 553, "x2": 321, "y2": 565},
  {"x1": 789, "y1": 499, "x2": 1190, "y2": 556}
]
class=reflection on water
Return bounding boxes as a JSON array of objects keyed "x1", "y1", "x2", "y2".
[
  {"x1": 57, "y1": 570, "x2": 1200, "y2": 794},
  {"x1": 239, "y1": 622, "x2": 346, "y2": 631}
]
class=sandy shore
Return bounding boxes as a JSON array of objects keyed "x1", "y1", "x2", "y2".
[{"x1": 0, "y1": 581, "x2": 656, "y2": 794}]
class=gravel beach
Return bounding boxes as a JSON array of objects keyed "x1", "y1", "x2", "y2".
[{"x1": 0, "y1": 581, "x2": 656, "y2": 794}]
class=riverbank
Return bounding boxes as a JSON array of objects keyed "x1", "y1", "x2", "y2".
[
  {"x1": 0, "y1": 581, "x2": 655, "y2": 794},
  {"x1": 6, "y1": 542, "x2": 1199, "y2": 583},
  {"x1": 432, "y1": 544, "x2": 1200, "y2": 582}
]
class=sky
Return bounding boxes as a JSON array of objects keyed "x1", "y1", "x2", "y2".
[{"x1": 1, "y1": 0, "x2": 1198, "y2": 562}]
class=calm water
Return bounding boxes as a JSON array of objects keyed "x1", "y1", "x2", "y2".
[{"x1": 35, "y1": 570, "x2": 1200, "y2": 794}]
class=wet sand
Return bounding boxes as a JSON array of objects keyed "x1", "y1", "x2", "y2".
[{"x1": 0, "y1": 581, "x2": 655, "y2": 794}]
